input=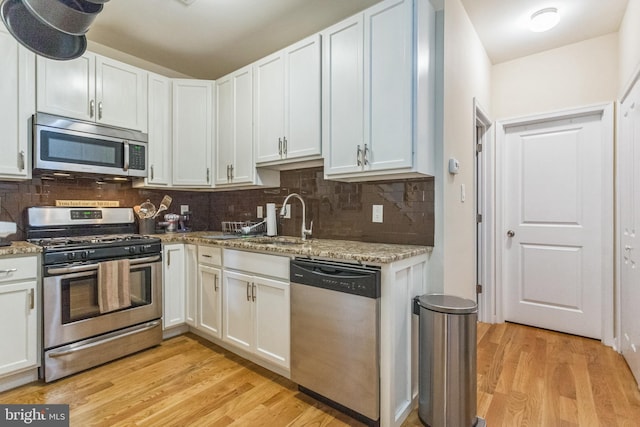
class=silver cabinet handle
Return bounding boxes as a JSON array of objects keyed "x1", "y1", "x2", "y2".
[
  {"x1": 278, "y1": 138, "x2": 283, "y2": 156},
  {"x1": 167, "y1": 250, "x2": 171, "y2": 266},
  {"x1": 230, "y1": 164, "x2": 234, "y2": 181},
  {"x1": 357, "y1": 145, "x2": 362, "y2": 166},
  {"x1": 206, "y1": 168, "x2": 210, "y2": 183},
  {"x1": 251, "y1": 283, "x2": 256, "y2": 302},
  {"x1": 18, "y1": 150, "x2": 25, "y2": 171},
  {"x1": 90, "y1": 99, "x2": 95, "y2": 118},
  {"x1": 150, "y1": 165, "x2": 154, "y2": 180},
  {"x1": 507, "y1": 230, "x2": 515, "y2": 237},
  {"x1": 363, "y1": 144, "x2": 369, "y2": 165},
  {"x1": 283, "y1": 137, "x2": 287, "y2": 155},
  {"x1": 98, "y1": 101, "x2": 103, "y2": 120},
  {"x1": 29, "y1": 288, "x2": 34, "y2": 310},
  {"x1": 214, "y1": 274, "x2": 219, "y2": 291},
  {"x1": 246, "y1": 282, "x2": 251, "y2": 301},
  {"x1": 0, "y1": 268, "x2": 18, "y2": 274}
]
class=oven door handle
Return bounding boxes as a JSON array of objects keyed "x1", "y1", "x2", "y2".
[
  {"x1": 47, "y1": 320, "x2": 161, "y2": 358},
  {"x1": 47, "y1": 255, "x2": 161, "y2": 275}
]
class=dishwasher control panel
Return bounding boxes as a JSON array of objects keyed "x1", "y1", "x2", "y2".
[{"x1": 290, "y1": 258, "x2": 381, "y2": 298}]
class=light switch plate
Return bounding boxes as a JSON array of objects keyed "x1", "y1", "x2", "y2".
[
  {"x1": 180, "y1": 205, "x2": 189, "y2": 214},
  {"x1": 372, "y1": 205, "x2": 383, "y2": 223},
  {"x1": 257, "y1": 206, "x2": 263, "y2": 219}
]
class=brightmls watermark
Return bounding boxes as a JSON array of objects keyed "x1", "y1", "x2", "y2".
[{"x1": 1, "y1": 405, "x2": 69, "y2": 426}]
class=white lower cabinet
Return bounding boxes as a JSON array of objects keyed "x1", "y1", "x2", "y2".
[
  {"x1": 196, "y1": 245, "x2": 222, "y2": 339},
  {"x1": 162, "y1": 244, "x2": 185, "y2": 329},
  {"x1": 185, "y1": 244, "x2": 198, "y2": 327},
  {"x1": 222, "y1": 249, "x2": 290, "y2": 370},
  {"x1": 0, "y1": 256, "x2": 38, "y2": 380}
]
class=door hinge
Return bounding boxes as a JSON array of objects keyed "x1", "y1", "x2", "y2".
[
  {"x1": 476, "y1": 143, "x2": 483, "y2": 153},
  {"x1": 476, "y1": 284, "x2": 483, "y2": 294},
  {"x1": 476, "y1": 213, "x2": 482, "y2": 223}
]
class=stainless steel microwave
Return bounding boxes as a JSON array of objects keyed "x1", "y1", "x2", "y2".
[{"x1": 33, "y1": 113, "x2": 148, "y2": 178}]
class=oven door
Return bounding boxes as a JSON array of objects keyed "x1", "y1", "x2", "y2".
[{"x1": 43, "y1": 255, "x2": 162, "y2": 350}]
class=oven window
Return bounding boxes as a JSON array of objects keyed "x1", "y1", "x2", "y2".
[{"x1": 61, "y1": 266, "x2": 153, "y2": 324}]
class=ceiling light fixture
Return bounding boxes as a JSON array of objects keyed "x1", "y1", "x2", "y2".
[
  {"x1": 529, "y1": 7, "x2": 560, "y2": 33},
  {"x1": 529, "y1": 7, "x2": 560, "y2": 32}
]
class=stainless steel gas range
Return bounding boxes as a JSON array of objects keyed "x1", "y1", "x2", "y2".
[{"x1": 27, "y1": 207, "x2": 163, "y2": 382}]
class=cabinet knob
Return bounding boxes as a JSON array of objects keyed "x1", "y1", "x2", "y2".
[{"x1": 507, "y1": 230, "x2": 515, "y2": 238}]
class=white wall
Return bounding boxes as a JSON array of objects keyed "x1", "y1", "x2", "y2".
[
  {"x1": 433, "y1": 0, "x2": 491, "y2": 300},
  {"x1": 619, "y1": 0, "x2": 640, "y2": 93},
  {"x1": 491, "y1": 33, "x2": 619, "y2": 120}
]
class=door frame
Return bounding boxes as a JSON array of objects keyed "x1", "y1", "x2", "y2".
[
  {"x1": 491, "y1": 103, "x2": 614, "y2": 345},
  {"x1": 473, "y1": 98, "x2": 495, "y2": 323}
]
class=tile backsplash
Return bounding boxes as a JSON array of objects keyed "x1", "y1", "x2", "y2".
[{"x1": 0, "y1": 167, "x2": 434, "y2": 245}]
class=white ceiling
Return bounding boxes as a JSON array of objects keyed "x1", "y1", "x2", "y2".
[
  {"x1": 87, "y1": 0, "x2": 630, "y2": 79},
  {"x1": 461, "y1": 0, "x2": 629, "y2": 64},
  {"x1": 87, "y1": 0, "x2": 382, "y2": 79}
]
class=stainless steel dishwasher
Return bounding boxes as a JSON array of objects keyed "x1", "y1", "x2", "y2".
[{"x1": 290, "y1": 258, "x2": 381, "y2": 426}]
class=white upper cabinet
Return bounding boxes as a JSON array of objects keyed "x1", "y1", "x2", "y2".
[
  {"x1": 216, "y1": 66, "x2": 253, "y2": 186},
  {"x1": 145, "y1": 73, "x2": 172, "y2": 186},
  {"x1": 254, "y1": 34, "x2": 321, "y2": 167},
  {"x1": 216, "y1": 66, "x2": 279, "y2": 188},
  {"x1": 172, "y1": 79, "x2": 214, "y2": 187},
  {"x1": 0, "y1": 22, "x2": 34, "y2": 180},
  {"x1": 322, "y1": 0, "x2": 436, "y2": 181},
  {"x1": 37, "y1": 52, "x2": 148, "y2": 132}
]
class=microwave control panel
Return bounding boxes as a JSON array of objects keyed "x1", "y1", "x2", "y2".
[{"x1": 129, "y1": 144, "x2": 146, "y2": 170}]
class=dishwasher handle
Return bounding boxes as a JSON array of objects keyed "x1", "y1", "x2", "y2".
[{"x1": 290, "y1": 259, "x2": 380, "y2": 299}]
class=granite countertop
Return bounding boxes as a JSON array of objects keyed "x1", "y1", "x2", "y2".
[
  {"x1": 0, "y1": 241, "x2": 42, "y2": 257},
  {"x1": 156, "y1": 231, "x2": 430, "y2": 264}
]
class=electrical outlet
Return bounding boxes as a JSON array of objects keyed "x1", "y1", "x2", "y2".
[
  {"x1": 180, "y1": 205, "x2": 189, "y2": 214},
  {"x1": 372, "y1": 205, "x2": 383, "y2": 223},
  {"x1": 283, "y1": 204, "x2": 291, "y2": 219},
  {"x1": 257, "y1": 206, "x2": 264, "y2": 219}
]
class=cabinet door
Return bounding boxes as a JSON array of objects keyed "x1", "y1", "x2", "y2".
[
  {"x1": 163, "y1": 244, "x2": 185, "y2": 329},
  {"x1": 146, "y1": 73, "x2": 172, "y2": 186},
  {"x1": 322, "y1": 15, "x2": 364, "y2": 175},
  {"x1": 254, "y1": 277, "x2": 290, "y2": 369},
  {"x1": 198, "y1": 265, "x2": 222, "y2": 339},
  {"x1": 254, "y1": 51, "x2": 285, "y2": 164},
  {"x1": 215, "y1": 66, "x2": 254, "y2": 186},
  {"x1": 364, "y1": 0, "x2": 413, "y2": 171},
  {"x1": 0, "y1": 24, "x2": 34, "y2": 180},
  {"x1": 36, "y1": 52, "x2": 95, "y2": 122},
  {"x1": 185, "y1": 244, "x2": 198, "y2": 327},
  {"x1": 285, "y1": 34, "x2": 321, "y2": 160},
  {"x1": 0, "y1": 281, "x2": 37, "y2": 376},
  {"x1": 222, "y1": 270, "x2": 253, "y2": 351},
  {"x1": 172, "y1": 79, "x2": 213, "y2": 187},
  {"x1": 96, "y1": 55, "x2": 148, "y2": 131}
]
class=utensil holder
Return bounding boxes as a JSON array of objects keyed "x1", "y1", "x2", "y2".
[{"x1": 139, "y1": 218, "x2": 156, "y2": 235}]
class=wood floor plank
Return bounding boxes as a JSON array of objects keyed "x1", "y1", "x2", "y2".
[{"x1": 1, "y1": 325, "x2": 639, "y2": 427}]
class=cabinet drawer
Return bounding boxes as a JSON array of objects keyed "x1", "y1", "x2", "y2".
[
  {"x1": 224, "y1": 249, "x2": 289, "y2": 280},
  {"x1": 0, "y1": 256, "x2": 38, "y2": 284},
  {"x1": 198, "y1": 245, "x2": 222, "y2": 266}
]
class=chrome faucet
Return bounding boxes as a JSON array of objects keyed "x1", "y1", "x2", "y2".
[{"x1": 280, "y1": 193, "x2": 313, "y2": 240}]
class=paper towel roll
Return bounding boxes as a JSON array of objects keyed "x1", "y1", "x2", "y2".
[{"x1": 266, "y1": 203, "x2": 277, "y2": 236}]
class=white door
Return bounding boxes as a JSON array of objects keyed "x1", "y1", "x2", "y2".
[
  {"x1": 254, "y1": 277, "x2": 290, "y2": 369},
  {"x1": 198, "y1": 264, "x2": 222, "y2": 339},
  {"x1": 619, "y1": 83, "x2": 640, "y2": 384},
  {"x1": 222, "y1": 270, "x2": 253, "y2": 351},
  {"x1": 502, "y1": 107, "x2": 613, "y2": 339}
]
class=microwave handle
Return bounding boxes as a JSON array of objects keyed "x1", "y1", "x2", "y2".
[{"x1": 123, "y1": 141, "x2": 130, "y2": 171}]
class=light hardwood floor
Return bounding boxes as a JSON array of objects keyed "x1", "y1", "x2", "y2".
[{"x1": 1, "y1": 323, "x2": 639, "y2": 426}]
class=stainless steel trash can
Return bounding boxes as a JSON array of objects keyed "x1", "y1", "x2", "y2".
[{"x1": 414, "y1": 294, "x2": 484, "y2": 427}]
